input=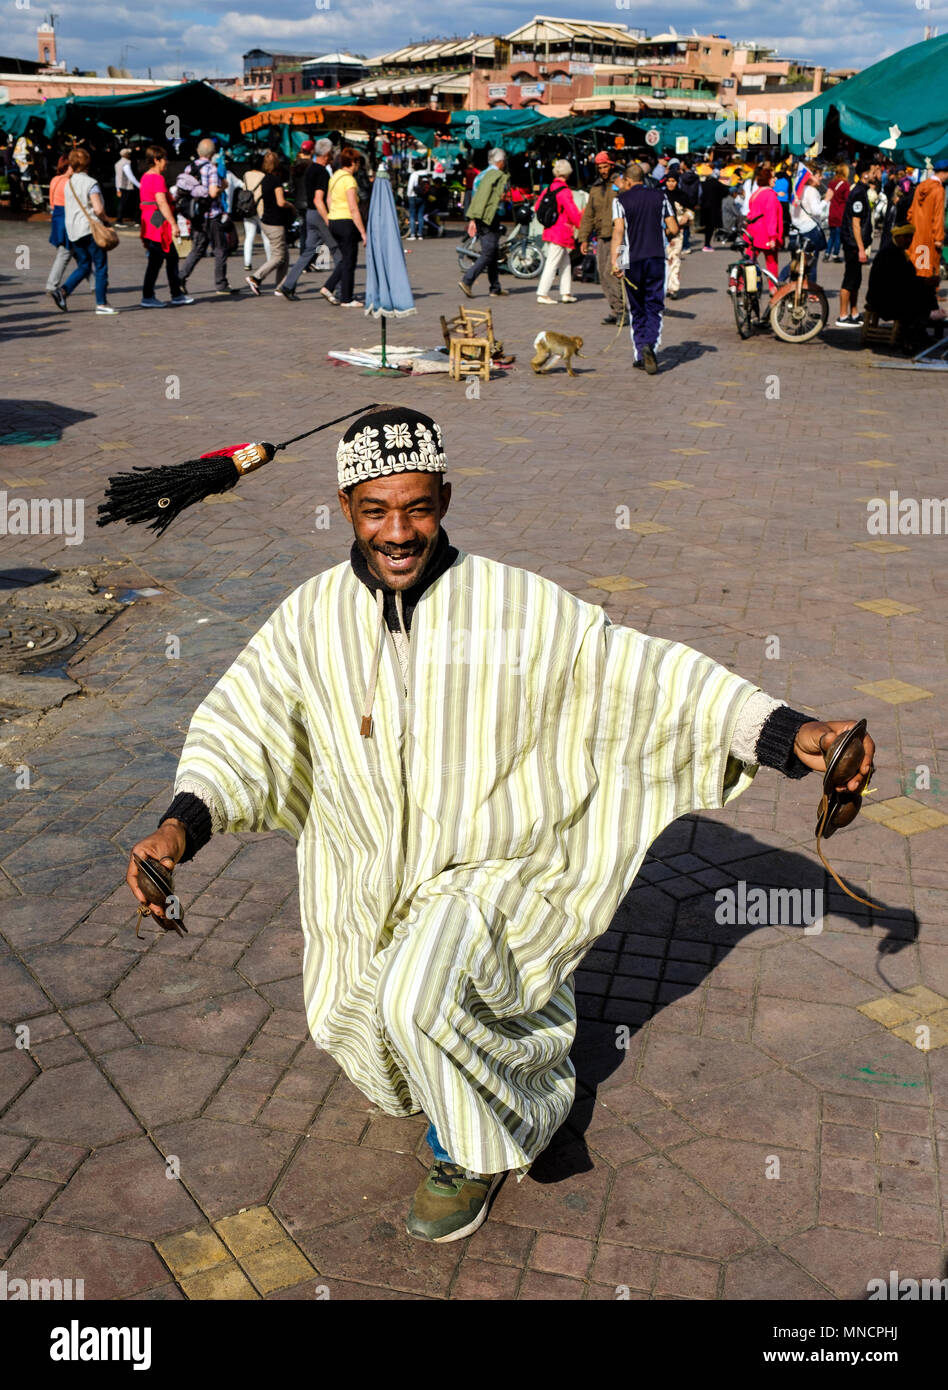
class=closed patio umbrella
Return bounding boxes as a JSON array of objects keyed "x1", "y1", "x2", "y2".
[{"x1": 363, "y1": 163, "x2": 416, "y2": 369}]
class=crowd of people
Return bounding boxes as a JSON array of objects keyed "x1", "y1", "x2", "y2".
[
  {"x1": 41, "y1": 134, "x2": 379, "y2": 314},
  {"x1": 31, "y1": 127, "x2": 946, "y2": 362}
]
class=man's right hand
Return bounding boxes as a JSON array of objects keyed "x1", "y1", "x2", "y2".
[
  {"x1": 126, "y1": 819, "x2": 186, "y2": 923},
  {"x1": 580, "y1": 240, "x2": 588, "y2": 255},
  {"x1": 467, "y1": 220, "x2": 477, "y2": 238}
]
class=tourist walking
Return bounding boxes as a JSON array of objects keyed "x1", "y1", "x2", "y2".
[
  {"x1": 322, "y1": 147, "x2": 367, "y2": 308},
  {"x1": 45, "y1": 155, "x2": 74, "y2": 301},
  {"x1": 276, "y1": 138, "x2": 340, "y2": 301},
  {"x1": 245, "y1": 151, "x2": 290, "y2": 295},
  {"x1": 458, "y1": 148, "x2": 509, "y2": 298},
  {"x1": 178, "y1": 138, "x2": 233, "y2": 296},
  {"x1": 241, "y1": 159, "x2": 272, "y2": 271},
  {"x1": 139, "y1": 144, "x2": 194, "y2": 308},
  {"x1": 53, "y1": 147, "x2": 118, "y2": 315},
  {"x1": 535, "y1": 159, "x2": 582, "y2": 305}
]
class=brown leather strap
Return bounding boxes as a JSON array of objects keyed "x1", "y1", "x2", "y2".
[{"x1": 815, "y1": 801, "x2": 881, "y2": 909}]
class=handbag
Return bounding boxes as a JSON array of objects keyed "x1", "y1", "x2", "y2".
[{"x1": 67, "y1": 177, "x2": 120, "y2": 251}]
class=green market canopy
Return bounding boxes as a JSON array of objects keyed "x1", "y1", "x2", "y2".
[
  {"x1": 784, "y1": 33, "x2": 948, "y2": 164},
  {"x1": 0, "y1": 80, "x2": 249, "y2": 140}
]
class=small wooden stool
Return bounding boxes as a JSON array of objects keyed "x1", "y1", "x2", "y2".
[
  {"x1": 449, "y1": 335, "x2": 491, "y2": 382},
  {"x1": 860, "y1": 308, "x2": 899, "y2": 347}
]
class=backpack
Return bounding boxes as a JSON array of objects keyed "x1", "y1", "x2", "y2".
[
  {"x1": 178, "y1": 160, "x2": 209, "y2": 224},
  {"x1": 535, "y1": 184, "x2": 560, "y2": 228},
  {"x1": 233, "y1": 185, "x2": 257, "y2": 219}
]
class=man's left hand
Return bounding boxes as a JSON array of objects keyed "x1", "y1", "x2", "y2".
[{"x1": 793, "y1": 720, "x2": 875, "y2": 789}]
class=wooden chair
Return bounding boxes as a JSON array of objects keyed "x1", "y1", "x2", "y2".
[{"x1": 449, "y1": 335, "x2": 492, "y2": 383}]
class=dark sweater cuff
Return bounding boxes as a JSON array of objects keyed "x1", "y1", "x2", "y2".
[
  {"x1": 755, "y1": 705, "x2": 814, "y2": 779},
  {"x1": 159, "y1": 792, "x2": 213, "y2": 862}
]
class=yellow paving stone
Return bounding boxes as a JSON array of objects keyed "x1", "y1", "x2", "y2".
[
  {"x1": 853, "y1": 459, "x2": 893, "y2": 468},
  {"x1": 627, "y1": 521, "x2": 671, "y2": 534},
  {"x1": 690, "y1": 420, "x2": 724, "y2": 428},
  {"x1": 495, "y1": 436, "x2": 531, "y2": 443},
  {"x1": 715, "y1": 380, "x2": 741, "y2": 386},
  {"x1": 180, "y1": 1262, "x2": 260, "y2": 1300},
  {"x1": 455, "y1": 467, "x2": 491, "y2": 476},
  {"x1": 861, "y1": 796, "x2": 948, "y2": 835},
  {"x1": 855, "y1": 678, "x2": 933, "y2": 705},
  {"x1": 853, "y1": 598, "x2": 920, "y2": 617},
  {"x1": 671, "y1": 448, "x2": 710, "y2": 456},
  {"x1": 241, "y1": 1242, "x2": 317, "y2": 1295},
  {"x1": 214, "y1": 1205, "x2": 287, "y2": 1258},
  {"x1": 91, "y1": 382, "x2": 126, "y2": 389},
  {"x1": 588, "y1": 575, "x2": 647, "y2": 592},
  {"x1": 858, "y1": 996, "x2": 922, "y2": 1028},
  {"x1": 853, "y1": 540, "x2": 911, "y2": 554},
  {"x1": 650, "y1": 479, "x2": 694, "y2": 490},
  {"x1": 26, "y1": 356, "x2": 54, "y2": 363},
  {"x1": 856, "y1": 408, "x2": 887, "y2": 415},
  {"x1": 891, "y1": 1018, "x2": 948, "y2": 1049},
  {"x1": 229, "y1": 391, "x2": 261, "y2": 398},
  {"x1": 98, "y1": 442, "x2": 132, "y2": 451},
  {"x1": 156, "y1": 1226, "x2": 232, "y2": 1279},
  {"x1": 896, "y1": 985, "x2": 948, "y2": 1015},
  {"x1": 854, "y1": 431, "x2": 891, "y2": 439}
]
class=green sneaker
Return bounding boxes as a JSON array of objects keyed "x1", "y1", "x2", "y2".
[{"x1": 406, "y1": 1160, "x2": 503, "y2": 1243}]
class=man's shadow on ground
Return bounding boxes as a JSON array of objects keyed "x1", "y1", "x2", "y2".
[{"x1": 530, "y1": 820, "x2": 918, "y2": 1184}]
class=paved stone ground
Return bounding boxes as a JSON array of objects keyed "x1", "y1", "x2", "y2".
[{"x1": 0, "y1": 218, "x2": 946, "y2": 1301}]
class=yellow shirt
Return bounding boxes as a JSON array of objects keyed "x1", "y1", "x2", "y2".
[{"x1": 328, "y1": 170, "x2": 357, "y2": 221}]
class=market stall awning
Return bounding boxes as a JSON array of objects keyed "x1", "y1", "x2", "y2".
[
  {"x1": 0, "y1": 80, "x2": 250, "y2": 139},
  {"x1": 240, "y1": 103, "x2": 448, "y2": 134},
  {"x1": 784, "y1": 33, "x2": 948, "y2": 163}
]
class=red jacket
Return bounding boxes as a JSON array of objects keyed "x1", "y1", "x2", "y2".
[{"x1": 535, "y1": 178, "x2": 581, "y2": 248}]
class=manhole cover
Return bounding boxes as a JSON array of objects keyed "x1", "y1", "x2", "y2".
[{"x1": 0, "y1": 612, "x2": 79, "y2": 673}]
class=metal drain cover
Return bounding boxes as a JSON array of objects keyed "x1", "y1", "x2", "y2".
[{"x1": 0, "y1": 612, "x2": 79, "y2": 673}]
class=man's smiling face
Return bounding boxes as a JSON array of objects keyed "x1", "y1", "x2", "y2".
[{"x1": 339, "y1": 472, "x2": 451, "y2": 591}]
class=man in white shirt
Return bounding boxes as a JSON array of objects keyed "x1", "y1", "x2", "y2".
[{"x1": 114, "y1": 147, "x2": 140, "y2": 226}]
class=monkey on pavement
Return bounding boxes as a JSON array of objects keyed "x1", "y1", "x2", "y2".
[{"x1": 531, "y1": 330, "x2": 585, "y2": 377}]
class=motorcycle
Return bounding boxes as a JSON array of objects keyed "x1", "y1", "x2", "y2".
[
  {"x1": 456, "y1": 200, "x2": 544, "y2": 280},
  {"x1": 727, "y1": 214, "x2": 828, "y2": 344}
]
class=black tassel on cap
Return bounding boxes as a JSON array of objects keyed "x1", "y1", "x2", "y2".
[{"x1": 96, "y1": 405, "x2": 382, "y2": 536}]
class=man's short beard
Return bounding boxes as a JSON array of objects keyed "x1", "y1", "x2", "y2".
[{"x1": 357, "y1": 530, "x2": 436, "y2": 588}]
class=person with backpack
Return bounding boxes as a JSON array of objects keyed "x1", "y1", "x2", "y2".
[
  {"x1": 534, "y1": 159, "x2": 582, "y2": 305},
  {"x1": 239, "y1": 158, "x2": 272, "y2": 272},
  {"x1": 177, "y1": 138, "x2": 234, "y2": 296},
  {"x1": 458, "y1": 148, "x2": 509, "y2": 298}
]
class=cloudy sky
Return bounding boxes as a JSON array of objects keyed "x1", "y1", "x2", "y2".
[{"x1": 4, "y1": 0, "x2": 943, "y2": 80}]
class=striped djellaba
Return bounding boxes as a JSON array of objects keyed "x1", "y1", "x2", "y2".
[{"x1": 174, "y1": 552, "x2": 757, "y2": 1175}]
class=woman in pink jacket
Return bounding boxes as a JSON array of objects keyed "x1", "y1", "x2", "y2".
[
  {"x1": 535, "y1": 158, "x2": 582, "y2": 305},
  {"x1": 746, "y1": 165, "x2": 783, "y2": 283}
]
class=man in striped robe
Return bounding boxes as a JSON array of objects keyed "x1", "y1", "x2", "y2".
[{"x1": 128, "y1": 405, "x2": 875, "y2": 1244}]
